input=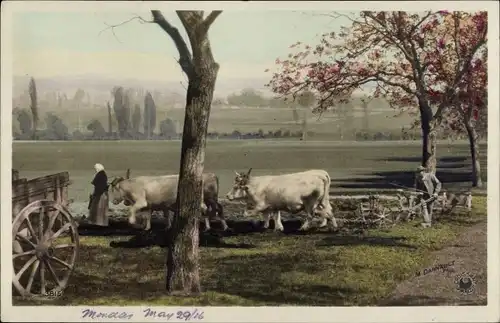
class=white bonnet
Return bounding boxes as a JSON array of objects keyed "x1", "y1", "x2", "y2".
[{"x1": 94, "y1": 163, "x2": 105, "y2": 172}]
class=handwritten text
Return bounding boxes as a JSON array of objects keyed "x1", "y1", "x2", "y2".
[
  {"x1": 143, "y1": 308, "x2": 204, "y2": 321},
  {"x1": 82, "y1": 309, "x2": 134, "y2": 320},
  {"x1": 81, "y1": 308, "x2": 205, "y2": 321}
]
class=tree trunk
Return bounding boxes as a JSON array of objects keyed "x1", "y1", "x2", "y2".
[
  {"x1": 32, "y1": 119, "x2": 37, "y2": 140},
  {"x1": 419, "y1": 101, "x2": 438, "y2": 173},
  {"x1": 465, "y1": 122, "x2": 483, "y2": 188},
  {"x1": 166, "y1": 57, "x2": 219, "y2": 295},
  {"x1": 107, "y1": 103, "x2": 113, "y2": 136},
  {"x1": 363, "y1": 101, "x2": 369, "y2": 131},
  {"x1": 292, "y1": 108, "x2": 300, "y2": 124},
  {"x1": 301, "y1": 109, "x2": 308, "y2": 141}
]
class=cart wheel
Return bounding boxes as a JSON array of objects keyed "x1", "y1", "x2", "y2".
[
  {"x1": 378, "y1": 207, "x2": 395, "y2": 229},
  {"x1": 12, "y1": 200, "x2": 79, "y2": 299}
]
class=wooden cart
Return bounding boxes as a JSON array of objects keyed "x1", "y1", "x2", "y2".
[{"x1": 12, "y1": 170, "x2": 79, "y2": 299}]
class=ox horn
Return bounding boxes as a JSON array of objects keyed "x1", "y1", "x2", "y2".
[
  {"x1": 234, "y1": 171, "x2": 240, "y2": 176},
  {"x1": 247, "y1": 168, "x2": 253, "y2": 176},
  {"x1": 110, "y1": 176, "x2": 124, "y2": 187},
  {"x1": 126, "y1": 168, "x2": 131, "y2": 179}
]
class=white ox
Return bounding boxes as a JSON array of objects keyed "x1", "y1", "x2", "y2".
[
  {"x1": 109, "y1": 173, "x2": 228, "y2": 231},
  {"x1": 225, "y1": 168, "x2": 337, "y2": 231}
]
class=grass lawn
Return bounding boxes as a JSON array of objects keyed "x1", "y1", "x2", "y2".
[{"x1": 13, "y1": 196, "x2": 487, "y2": 306}]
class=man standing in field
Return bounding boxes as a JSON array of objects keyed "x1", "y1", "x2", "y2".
[{"x1": 414, "y1": 165, "x2": 442, "y2": 228}]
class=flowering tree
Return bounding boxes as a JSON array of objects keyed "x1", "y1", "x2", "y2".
[
  {"x1": 267, "y1": 11, "x2": 487, "y2": 173},
  {"x1": 438, "y1": 14, "x2": 487, "y2": 187}
]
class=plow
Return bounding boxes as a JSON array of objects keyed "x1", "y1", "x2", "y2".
[{"x1": 329, "y1": 187, "x2": 473, "y2": 230}]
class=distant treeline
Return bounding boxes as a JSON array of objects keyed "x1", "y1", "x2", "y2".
[
  {"x1": 12, "y1": 110, "x2": 466, "y2": 142},
  {"x1": 13, "y1": 78, "x2": 465, "y2": 142}
]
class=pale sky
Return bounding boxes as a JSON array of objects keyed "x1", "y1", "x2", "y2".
[{"x1": 12, "y1": 10, "x2": 350, "y2": 82}]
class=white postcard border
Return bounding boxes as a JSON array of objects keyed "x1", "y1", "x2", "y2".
[{"x1": 2, "y1": 1, "x2": 499, "y2": 322}]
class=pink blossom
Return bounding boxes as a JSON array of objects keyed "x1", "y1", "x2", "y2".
[
  {"x1": 473, "y1": 15, "x2": 486, "y2": 33},
  {"x1": 328, "y1": 65, "x2": 340, "y2": 74},
  {"x1": 437, "y1": 38, "x2": 445, "y2": 49},
  {"x1": 473, "y1": 109, "x2": 479, "y2": 120}
]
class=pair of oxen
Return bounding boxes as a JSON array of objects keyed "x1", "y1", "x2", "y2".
[{"x1": 108, "y1": 168, "x2": 338, "y2": 232}]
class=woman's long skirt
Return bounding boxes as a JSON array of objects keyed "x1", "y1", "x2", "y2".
[{"x1": 88, "y1": 192, "x2": 109, "y2": 226}]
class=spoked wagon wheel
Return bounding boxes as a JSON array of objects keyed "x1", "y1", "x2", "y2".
[
  {"x1": 375, "y1": 207, "x2": 396, "y2": 229},
  {"x1": 12, "y1": 200, "x2": 79, "y2": 299}
]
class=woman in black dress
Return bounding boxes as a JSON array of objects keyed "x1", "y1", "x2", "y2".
[{"x1": 87, "y1": 163, "x2": 109, "y2": 226}]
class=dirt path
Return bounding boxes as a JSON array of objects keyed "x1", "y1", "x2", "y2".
[{"x1": 380, "y1": 220, "x2": 487, "y2": 306}]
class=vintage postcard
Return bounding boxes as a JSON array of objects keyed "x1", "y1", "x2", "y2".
[{"x1": 1, "y1": 1, "x2": 499, "y2": 322}]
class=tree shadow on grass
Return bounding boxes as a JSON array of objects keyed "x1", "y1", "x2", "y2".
[
  {"x1": 331, "y1": 169, "x2": 477, "y2": 190},
  {"x1": 374, "y1": 156, "x2": 469, "y2": 163},
  {"x1": 316, "y1": 234, "x2": 418, "y2": 250},
  {"x1": 330, "y1": 153, "x2": 487, "y2": 190},
  {"x1": 85, "y1": 218, "x2": 338, "y2": 249},
  {"x1": 15, "y1": 244, "x2": 367, "y2": 306},
  {"x1": 106, "y1": 220, "x2": 339, "y2": 249},
  {"x1": 108, "y1": 229, "x2": 257, "y2": 249},
  {"x1": 203, "y1": 252, "x2": 366, "y2": 306}
]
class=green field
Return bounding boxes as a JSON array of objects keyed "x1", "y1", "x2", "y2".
[
  {"x1": 13, "y1": 140, "x2": 487, "y2": 215},
  {"x1": 11, "y1": 140, "x2": 488, "y2": 306},
  {"x1": 45, "y1": 105, "x2": 418, "y2": 139}
]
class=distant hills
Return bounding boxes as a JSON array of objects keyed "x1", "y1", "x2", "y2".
[{"x1": 12, "y1": 74, "x2": 273, "y2": 100}]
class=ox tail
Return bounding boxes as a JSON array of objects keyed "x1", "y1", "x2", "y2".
[
  {"x1": 214, "y1": 174, "x2": 220, "y2": 199},
  {"x1": 214, "y1": 174, "x2": 224, "y2": 218},
  {"x1": 318, "y1": 172, "x2": 332, "y2": 212}
]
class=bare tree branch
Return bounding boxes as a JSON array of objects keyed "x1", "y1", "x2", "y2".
[
  {"x1": 99, "y1": 15, "x2": 153, "y2": 43},
  {"x1": 317, "y1": 11, "x2": 357, "y2": 23},
  {"x1": 200, "y1": 11, "x2": 222, "y2": 33},
  {"x1": 151, "y1": 10, "x2": 194, "y2": 78}
]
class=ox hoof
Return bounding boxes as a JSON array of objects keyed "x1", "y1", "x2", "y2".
[
  {"x1": 220, "y1": 222, "x2": 230, "y2": 231},
  {"x1": 274, "y1": 227, "x2": 285, "y2": 232},
  {"x1": 318, "y1": 219, "x2": 328, "y2": 228}
]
